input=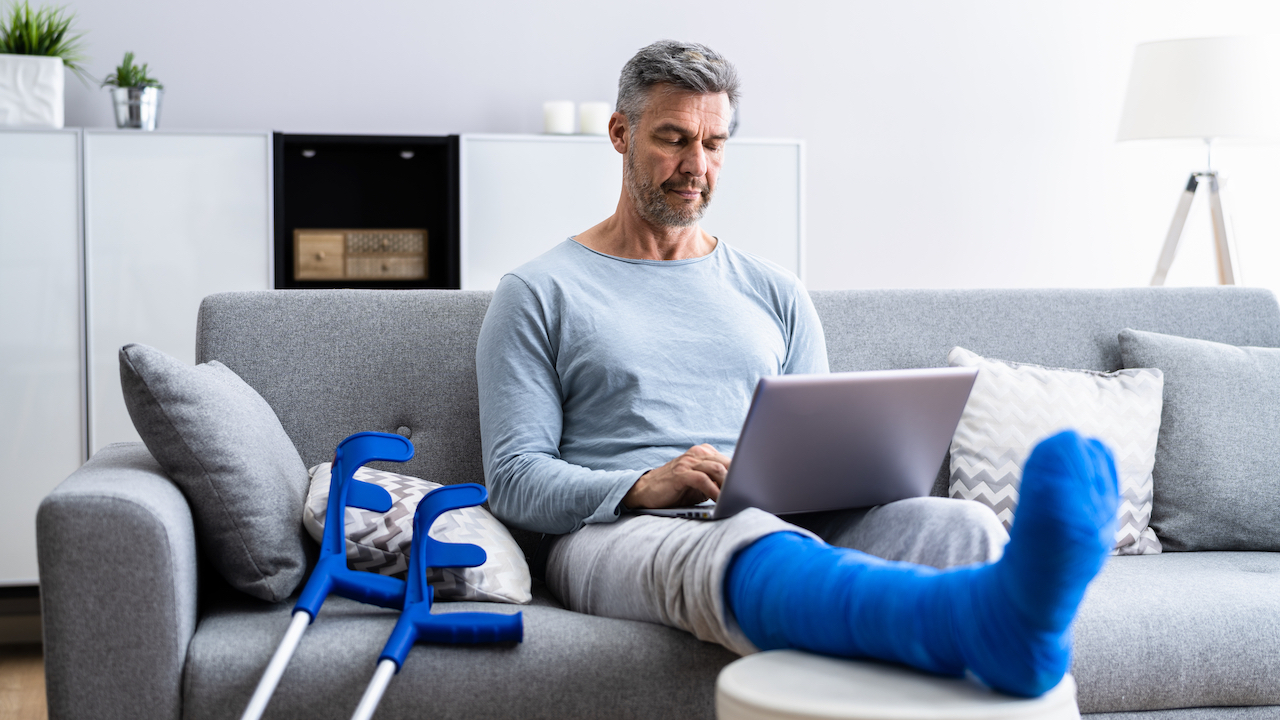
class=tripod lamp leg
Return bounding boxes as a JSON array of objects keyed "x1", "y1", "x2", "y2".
[
  {"x1": 1151, "y1": 174, "x2": 1199, "y2": 286},
  {"x1": 1206, "y1": 174, "x2": 1237, "y2": 285}
]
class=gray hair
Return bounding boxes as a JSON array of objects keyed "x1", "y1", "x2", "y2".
[{"x1": 615, "y1": 40, "x2": 740, "y2": 125}]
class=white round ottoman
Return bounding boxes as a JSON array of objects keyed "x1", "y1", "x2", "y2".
[{"x1": 716, "y1": 650, "x2": 1079, "y2": 720}]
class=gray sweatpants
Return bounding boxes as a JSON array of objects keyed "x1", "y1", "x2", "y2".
[{"x1": 545, "y1": 497, "x2": 1008, "y2": 656}]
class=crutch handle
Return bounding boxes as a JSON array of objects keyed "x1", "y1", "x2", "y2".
[
  {"x1": 379, "y1": 610, "x2": 523, "y2": 668},
  {"x1": 348, "y1": 481, "x2": 525, "y2": 720},
  {"x1": 294, "y1": 554, "x2": 407, "y2": 619},
  {"x1": 292, "y1": 432, "x2": 417, "y2": 619},
  {"x1": 374, "y1": 483, "x2": 526, "y2": 670}
]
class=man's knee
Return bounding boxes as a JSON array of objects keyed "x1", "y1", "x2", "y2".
[
  {"x1": 839, "y1": 496, "x2": 1008, "y2": 568},
  {"x1": 899, "y1": 496, "x2": 1008, "y2": 564}
]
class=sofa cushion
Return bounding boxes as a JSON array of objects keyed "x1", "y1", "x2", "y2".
[
  {"x1": 947, "y1": 346, "x2": 1163, "y2": 555},
  {"x1": 1072, "y1": 552, "x2": 1280, "y2": 713},
  {"x1": 182, "y1": 586, "x2": 737, "y2": 720},
  {"x1": 303, "y1": 462, "x2": 532, "y2": 604},
  {"x1": 1119, "y1": 329, "x2": 1280, "y2": 552},
  {"x1": 118, "y1": 343, "x2": 311, "y2": 602}
]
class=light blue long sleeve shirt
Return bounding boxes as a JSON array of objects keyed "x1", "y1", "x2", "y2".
[{"x1": 476, "y1": 239, "x2": 829, "y2": 535}]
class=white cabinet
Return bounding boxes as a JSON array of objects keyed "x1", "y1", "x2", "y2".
[
  {"x1": 0, "y1": 129, "x2": 83, "y2": 585},
  {"x1": 459, "y1": 134, "x2": 804, "y2": 290},
  {"x1": 84, "y1": 131, "x2": 273, "y2": 451},
  {"x1": 0, "y1": 129, "x2": 272, "y2": 584}
]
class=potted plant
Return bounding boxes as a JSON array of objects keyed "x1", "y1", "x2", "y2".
[
  {"x1": 0, "y1": 1, "x2": 87, "y2": 128},
  {"x1": 102, "y1": 51, "x2": 162, "y2": 130}
]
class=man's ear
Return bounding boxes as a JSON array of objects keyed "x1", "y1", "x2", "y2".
[{"x1": 608, "y1": 111, "x2": 629, "y2": 155}]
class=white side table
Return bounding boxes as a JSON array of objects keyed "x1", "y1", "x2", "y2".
[{"x1": 717, "y1": 650, "x2": 1079, "y2": 720}]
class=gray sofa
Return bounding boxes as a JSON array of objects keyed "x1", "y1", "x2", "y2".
[{"x1": 37, "y1": 287, "x2": 1280, "y2": 720}]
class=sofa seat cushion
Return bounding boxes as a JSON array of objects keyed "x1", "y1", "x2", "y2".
[
  {"x1": 1073, "y1": 552, "x2": 1280, "y2": 713},
  {"x1": 183, "y1": 584, "x2": 737, "y2": 720}
]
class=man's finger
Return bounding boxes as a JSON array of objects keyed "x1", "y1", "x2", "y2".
[
  {"x1": 687, "y1": 444, "x2": 731, "y2": 467},
  {"x1": 702, "y1": 445, "x2": 732, "y2": 467},
  {"x1": 685, "y1": 472, "x2": 721, "y2": 501},
  {"x1": 690, "y1": 460, "x2": 728, "y2": 486}
]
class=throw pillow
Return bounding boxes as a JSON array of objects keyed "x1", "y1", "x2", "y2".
[
  {"x1": 118, "y1": 343, "x2": 311, "y2": 602},
  {"x1": 303, "y1": 463, "x2": 532, "y2": 604},
  {"x1": 1118, "y1": 329, "x2": 1280, "y2": 551},
  {"x1": 947, "y1": 346, "x2": 1164, "y2": 555}
]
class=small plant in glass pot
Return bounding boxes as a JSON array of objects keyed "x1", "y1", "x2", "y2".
[
  {"x1": 0, "y1": 1, "x2": 89, "y2": 128},
  {"x1": 102, "y1": 51, "x2": 163, "y2": 130}
]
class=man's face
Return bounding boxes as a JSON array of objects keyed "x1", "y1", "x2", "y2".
[{"x1": 620, "y1": 87, "x2": 732, "y2": 228}]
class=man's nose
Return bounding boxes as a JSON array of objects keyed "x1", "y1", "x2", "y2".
[{"x1": 679, "y1": 143, "x2": 708, "y2": 178}]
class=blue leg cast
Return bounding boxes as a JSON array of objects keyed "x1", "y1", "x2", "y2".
[{"x1": 727, "y1": 430, "x2": 1119, "y2": 697}]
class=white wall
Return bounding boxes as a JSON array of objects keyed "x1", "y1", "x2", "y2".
[{"x1": 58, "y1": 0, "x2": 1280, "y2": 294}]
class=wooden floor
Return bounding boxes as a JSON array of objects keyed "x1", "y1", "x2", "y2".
[{"x1": 0, "y1": 644, "x2": 46, "y2": 720}]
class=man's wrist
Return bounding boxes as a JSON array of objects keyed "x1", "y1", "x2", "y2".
[{"x1": 620, "y1": 469, "x2": 652, "y2": 512}]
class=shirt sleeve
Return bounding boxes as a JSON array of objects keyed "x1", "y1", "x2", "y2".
[
  {"x1": 476, "y1": 274, "x2": 643, "y2": 535},
  {"x1": 782, "y1": 283, "x2": 830, "y2": 375}
]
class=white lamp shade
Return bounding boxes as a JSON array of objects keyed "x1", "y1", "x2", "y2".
[{"x1": 1117, "y1": 36, "x2": 1280, "y2": 141}]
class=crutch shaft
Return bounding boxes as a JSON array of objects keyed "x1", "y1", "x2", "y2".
[
  {"x1": 240, "y1": 611, "x2": 311, "y2": 720},
  {"x1": 350, "y1": 659, "x2": 398, "y2": 720}
]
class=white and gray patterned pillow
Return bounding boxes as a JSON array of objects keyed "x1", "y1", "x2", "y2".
[
  {"x1": 303, "y1": 463, "x2": 532, "y2": 604},
  {"x1": 947, "y1": 346, "x2": 1164, "y2": 556}
]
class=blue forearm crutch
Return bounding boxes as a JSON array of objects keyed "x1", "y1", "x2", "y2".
[
  {"x1": 349, "y1": 483, "x2": 524, "y2": 720},
  {"x1": 241, "y1": 432, "x2": 414, "y2": 720}
]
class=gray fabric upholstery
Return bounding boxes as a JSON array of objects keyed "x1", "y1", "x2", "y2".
[
  {"x1": 1087, "y1": 708, "x2": 1280, "y2": 719},
  {"x1": 36, "y1": 443, "x2": 199, "y2": 720},
  {"x1": 1073, "y1": 552, "x2": 1280, "y2": 713},
  {"x1": 184, "y1": 586, "x2": 736, "y2": 720},
  {"x1": 810, "y1": 287, "x2": 1280, "y2": 372},
  {"x1": 120, "y1": 343, "x2": 312, "y2": 601},
  {"x1": 1119, "y1": 329, "x2": 1280, "y2": 552}
]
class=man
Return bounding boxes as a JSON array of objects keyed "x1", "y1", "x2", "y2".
[{"x1": 477, "y1": 40, "x2": 1117, "y2": 697}]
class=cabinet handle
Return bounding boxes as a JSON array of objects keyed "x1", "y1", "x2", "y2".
[
  {"x1": 316, "y1": 251, "x2": 326, "y2": 260},
  {"x1": 381, "y1": 262, "x2": 390, "y2": 272}
]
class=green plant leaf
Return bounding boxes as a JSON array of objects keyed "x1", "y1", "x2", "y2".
[
  {"x1": 101, "y1": 49, "x2": 162, "y2": 89},
  {"x1": 0, "y1": 1, "x2": 91, "y2": 84}
]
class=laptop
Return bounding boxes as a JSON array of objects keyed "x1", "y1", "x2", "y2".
[{"x1": 634, "y1": 367, "x2": 978, "y2": 520}]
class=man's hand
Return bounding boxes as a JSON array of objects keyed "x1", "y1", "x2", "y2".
[{"x1": 623, "y1": 444, "x2": 731, "y2": 510}]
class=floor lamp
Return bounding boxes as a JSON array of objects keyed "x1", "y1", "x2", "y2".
[{"x1": 1117, "y1": 36, "x2": 1280, "y2": 286}]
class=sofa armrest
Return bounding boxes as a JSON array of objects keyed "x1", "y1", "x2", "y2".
[{"x1": 37, "y1": 442, "x2": 199, "y2": 720}]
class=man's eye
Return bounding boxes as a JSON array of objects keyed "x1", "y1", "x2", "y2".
[{"x1": 706, "y1": 144, "x2": 723, "y2": 152}]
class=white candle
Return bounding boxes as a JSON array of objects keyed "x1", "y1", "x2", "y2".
[
  {"x1": 543, "y1": 101, "x2": 576, "y2": 134},
  {"x1": 579, "y1": 102, "x2": 612, "y2": 135}
]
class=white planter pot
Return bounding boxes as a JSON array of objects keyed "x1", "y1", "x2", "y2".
[{"x1": 0, "y1": 54, "x2": 65, "y2": 128}]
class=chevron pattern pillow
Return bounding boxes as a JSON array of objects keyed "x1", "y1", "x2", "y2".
[
  {"x1": 947, "y1": 346, "x2": 1164, "y2": 556},
  {"x1": 303, "y1": 463, "x2": 532, "y2": 604}
]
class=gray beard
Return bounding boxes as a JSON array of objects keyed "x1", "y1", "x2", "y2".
[{"x1": 624, "y1": 143, "x2": 712, "y2": 228}]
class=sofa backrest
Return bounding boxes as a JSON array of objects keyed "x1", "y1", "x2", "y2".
[
  {"x1": 199, "y1": 289, "x2": 493, "y2": 485},
  {"x1": 810, "y1": 287, "x2": 1280, "y2": 372},
  {"x1": 199, "y1": 286, "x2": 1280, "y2": 504}
]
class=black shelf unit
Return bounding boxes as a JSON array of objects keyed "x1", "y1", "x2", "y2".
[{"x1": 273, "y1": 133, "x2": 460, "y2": 289}]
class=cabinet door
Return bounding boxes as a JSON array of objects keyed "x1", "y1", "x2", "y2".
[
  {"x1": 85, "y1": 131, "x2": 271, "y2": 452},
  {"x1": 460, "y1": 135, "x2": 803, "y2": 290},
  {"x1": 0, "y1": 129, "x2": 82, "y2": 584}
]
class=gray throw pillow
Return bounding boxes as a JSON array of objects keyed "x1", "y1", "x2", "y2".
[
  {"x1": 119, "y1": 343, "x2": 311, "y2": 601},
  {"x1": 1119, "y1": 329, "x2": 1280, "y2": 551}
]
